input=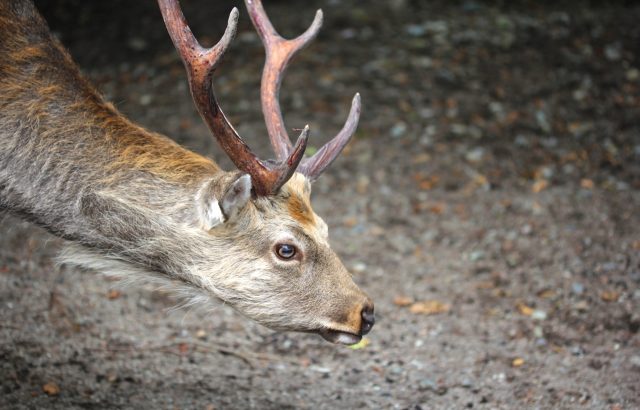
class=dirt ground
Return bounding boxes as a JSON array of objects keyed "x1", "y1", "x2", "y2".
[{"x1": 1, "y1": 0, "x2": 639, "y2": 409}]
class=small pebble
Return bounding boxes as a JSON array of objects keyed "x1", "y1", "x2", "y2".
[
  {"x1": 390, "y1": 122, "x2": 407, "y2": 138},
  {"x1": 604, "y1": 43, "x2": 622, "y2": 61},
  {"x1": 127, "y1": 37, "x2": 147, "y2": 51},
  {"x1": 533, "y1": 326, "x2": 544, "y2": 338},
  {"x1": 626, "y1": 68, "x2": 639, "y2": 81},
  {"x1": 419, "y1": 378, "x2": 437, "y2": 391},
  {"x1": 572, "y1": 282, "x2": 585, "y2": 295},
  {"x1": 352, "y1": 262, "x2": 367, "y2": 273},
  {"x1": 571, "y1": 346, "x2": 585, "y2": 356},
  {"x1": 469, "y1": 250, "x2": 485, "y2": 262},
  {"x1": 310, "y1": 365, "x2": 331, "y2": 374},
  {"x1": 139, "y1": 94, "x2": 153, "y2": 106},
  {"x1": 465, "y1": 147, "x2": 485, "y2": 163},
  {"x1": 406, "y1": 24, "x2": 426, "y2": 37},
  {"x1": 532, "y1": 310, "x2": 547, "y2": 320}
]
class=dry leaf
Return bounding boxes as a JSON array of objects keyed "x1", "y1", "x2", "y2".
[
  {"x1": 516, "y1": 302, "x2": 534, "y2": 316},
  {"x1": 531, "y1": 179, "x2": 548, "y2": 193},
  {"x1": 580, "y1": 178, "x2": 594, "y2": 189},
  {"x1": 393, "y1": 295, "x2": 414, "y2": 307},
  {"x1": 428, "y1": 202, "x2": 446, "y2": 214},
  {"x1": 475, "y1": 281, "x2": 494, "y2": 289},
  {"x1": 600, "y1": 290, "x2": 619, "y2": 302},
  {"x1": 342, "y1": 217, "x2": 358, "y2": 227},
  {"x1": 42, "y1": 382, "x2": 60, "y2": 396},
  {"x1": 537, "y1": 289, "x2": 555, "y2": 299},
  {"x1": 409, "y1": 301, "x2": 450, "y2": 315},
  {"x1": 107, "y1": 289, "x2": 121, "y2": 300},
  {"x1": 411, "y1": 153, "x2": 431, "y2": 164},
  {"x1": 178, "y1": 343, "x2": 189, "y2": 354}
]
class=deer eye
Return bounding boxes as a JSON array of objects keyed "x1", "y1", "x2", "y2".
[{"x1": 275, "y1": 244, "x2": 297, "y2": 260}]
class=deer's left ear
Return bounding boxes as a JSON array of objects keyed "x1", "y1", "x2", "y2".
[
  {"x1": 219, "y1": 174, "x2": 252, "y2": 221},
  {"x1": 196, "y1": 174, "x2": 252, "y2": 230}
]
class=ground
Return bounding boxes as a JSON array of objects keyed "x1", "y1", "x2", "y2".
[{"x1": 1, "y1": 0, "x2": 639, "y2": 409}]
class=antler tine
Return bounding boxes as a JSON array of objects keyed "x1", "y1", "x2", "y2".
[
  {"x1": 298, "y1": 93, "x2": 361, "y2": 181},
  {"x1": 158, "y1": 0, "x2": 307, "y2": 196},
  {"x1": 245, "y1": 0, "x2": 323, "y2": 161}
]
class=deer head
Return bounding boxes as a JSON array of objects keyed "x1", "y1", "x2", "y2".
[{"x1": 155, "y1": 0, "x2": 374, "y2": 344}]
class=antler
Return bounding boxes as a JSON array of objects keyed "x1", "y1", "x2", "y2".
[
  {"x1": 245, "y1": 0, "x2": 361, "y2": 181},
  {"x1": 158, "y1": 0, "x2": 308, "y2": 196}
]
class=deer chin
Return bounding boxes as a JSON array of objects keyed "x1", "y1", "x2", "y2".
[{"x1": 318, "y1": 328, "x2": 362, "y2": 345}]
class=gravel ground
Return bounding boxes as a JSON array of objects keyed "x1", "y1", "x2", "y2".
[{"x1": 1, "y1": 1, "x2": 639, "y2": 409}]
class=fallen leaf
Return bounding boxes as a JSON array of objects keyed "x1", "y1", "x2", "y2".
[
  {"x1": 475, "y1": 281, "x2": 494, "y2": 289},
  {"x1": 342, "y1": 217, "x2": 358, "y2": 227},
  {"x1": 107, "y1": 290, "x2": 121, "y2": 300},
  {"x1": 580, "y1": 178, "x2": 594, "y2": 189},
  {"x1": 106, "y1": 371, "x2": 118, "y2": 383},
  {"x1": 601, "y1": 290, "x2": 619, "y2": 302},
  {"x1": 393, "y1": 295, "x2": 414, "y2": 307},
  {"x1": 42, "y1": 382, "x2": 60, "y2": 396},
  {"x1": 537, "y1": 289, "x2": 555, "y2": 299},
  {"x1": 411, "y1": 153, "x2": 431, "y2": 164},
  {"x1": 512, "y1": 358, "x2": 525, "y2": 367},
  {"x1": 516, "y1": 302, "x2": 534, "y2": 316},
  {"x1": 178, "y1": 343, "x2": 189, "y2": 354},
  {"x1": 409, "y1": 301, "x2": 450, "y2": 315},
  {"x1": 486, "y1": 307, "x2": 500, "y2": 316},
  {"x1": 531, "y1": 179, "x2": 548, "y2": 193},
  {"x1": 428, "y1": 202, "x2": 446, "y2": 214}
]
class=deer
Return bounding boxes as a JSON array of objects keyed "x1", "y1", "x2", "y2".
[{"x1": 0, "y1": 0, "x2": 374, "y2": 345}]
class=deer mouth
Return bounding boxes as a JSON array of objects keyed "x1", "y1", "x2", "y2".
[{"x1": 318, "y1": 328, "x2": 362, "y2": 345}]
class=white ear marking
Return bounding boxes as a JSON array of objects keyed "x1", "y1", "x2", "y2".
[
  {"x1": 195, "y1": 178, "x2": 225, "y2": 230},
  {"x1": 201, "y1": 199, "x2": 225, "y2": 230}
]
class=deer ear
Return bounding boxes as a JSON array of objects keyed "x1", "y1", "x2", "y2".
[
  {"x1": 197, "y1": 174, "x2": 252, "y2": 230},
  {"x1": 219, "y1": 174, "x2": 252, "y2": 222}
]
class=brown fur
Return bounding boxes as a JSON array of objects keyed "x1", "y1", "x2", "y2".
[{"x1": 286, "y1": 191, "x2": 316, "y2": 227}]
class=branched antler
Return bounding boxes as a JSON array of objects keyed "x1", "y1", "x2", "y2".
[
  {"x1": 158, "y1": 0, "x2": 360, "y2": 193},
  {"x1": 158, "y1": 0, "x2": 307, "y2": 196},
  {"x1": 245, "y1": 0, "x2": 361, "y2": 181}
]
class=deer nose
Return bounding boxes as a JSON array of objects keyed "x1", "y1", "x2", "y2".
[{"x1": 360, "y1": 302, "x2": 375, "y2": 335}]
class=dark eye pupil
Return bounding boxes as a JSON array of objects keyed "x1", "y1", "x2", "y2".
[{"x1": 277, "y1": 244, "x2": 296, "y2": 259}]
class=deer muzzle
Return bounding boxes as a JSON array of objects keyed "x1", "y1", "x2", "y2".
[{"x1": 318, "y1": 296, "x2": 375, "y2": 345}]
